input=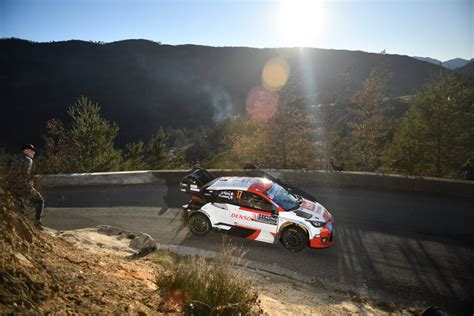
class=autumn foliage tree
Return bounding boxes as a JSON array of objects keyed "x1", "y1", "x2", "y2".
[
  {"x1": 219, "y1": 104, "x2": 316, "y2": 169},
  {"x1": 263, "y1": 105, "x2": 315, "y2": 169},
  {"x1": 350, "y1": 67, "x2": 393, "y2": 171}
]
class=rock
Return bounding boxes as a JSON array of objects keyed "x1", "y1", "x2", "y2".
[
  {"x1": 97, "y1": 225, "x2": 134, "y2": 238},
  {"x1": 129, "y1": 233, "x2": 156, "y2": 251},
  {"x1": 117, "y1": 234, "x2": 126, "y2": 240}
]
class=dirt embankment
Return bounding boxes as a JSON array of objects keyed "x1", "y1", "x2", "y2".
[
  {"x1": 1, "y1": 208, "x2": 421, "y2": 315},
  {"x1": 1, "y1": 209, "x2": 161, "y2": 314}
]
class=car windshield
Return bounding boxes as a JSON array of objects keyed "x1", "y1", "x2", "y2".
[{"x1": 266, "y1": 183, "x2": 300, "y2": 211}]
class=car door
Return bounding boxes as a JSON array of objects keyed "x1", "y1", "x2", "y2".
[
  {"x1": 232, "y1": 191, "x2": 278, "y2": 243},
  {"x1": 203, "y1": 190, "x2": 238, "y2": 230}
]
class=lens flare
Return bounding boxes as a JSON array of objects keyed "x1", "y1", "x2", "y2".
[
  {"x1": 262, "y1": 57, "x2": 290, "y2": 92},
  {"x1": 245, "y1": 86, "x2": 279, "y2": 122}
]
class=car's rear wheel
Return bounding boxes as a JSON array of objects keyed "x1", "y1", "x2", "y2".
[
  {"x1": 281, "y1": 226, "x2": 306, "y2": 252},
  {"x1": 188, "y1": 213, "x2": 211, "y2": 236}
]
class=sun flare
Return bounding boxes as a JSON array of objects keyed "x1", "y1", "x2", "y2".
[{"x1": 278, "y1": 0, "x2": 327, "y2": 47}]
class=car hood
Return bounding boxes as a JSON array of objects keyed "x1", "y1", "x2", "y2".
[{"x1": 295, "y1": 198, "x2": 331, "y2": 222}]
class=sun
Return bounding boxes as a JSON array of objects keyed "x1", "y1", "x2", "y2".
[{"x1": 278, "y1": 0, "x2": 327, "y2": 47}]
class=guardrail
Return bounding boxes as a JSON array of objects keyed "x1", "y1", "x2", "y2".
[{"x1": 39, "y1": 169, "x2": 474, "y2": 198}]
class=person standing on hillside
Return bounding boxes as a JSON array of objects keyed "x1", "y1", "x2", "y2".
[
  {"x1": 460, "y1": 157, "x2": 473, "y2": 181},
  {"x1": 14, "y1": 144, "x2": 45, "y2": 227}
]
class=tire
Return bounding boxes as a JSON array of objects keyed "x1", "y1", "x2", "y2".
[
  {"x1": 281, "y1": 226, "x2": 307, "y2": 252},
  {"x1": 188, "y1": 213, "x2": 212, "y2": 236}
]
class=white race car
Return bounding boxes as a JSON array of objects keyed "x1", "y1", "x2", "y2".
[{"x1": 180, "y1": 169, "x2": 334, "y2": 252}]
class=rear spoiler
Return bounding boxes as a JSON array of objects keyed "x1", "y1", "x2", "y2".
[{"x1": 180, "y1": 168, "x2": 216, "y2": 193}]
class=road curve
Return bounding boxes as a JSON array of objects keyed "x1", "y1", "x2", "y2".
[{"x1": 42, "y1": 183, "x2": 474, "y2": 314}]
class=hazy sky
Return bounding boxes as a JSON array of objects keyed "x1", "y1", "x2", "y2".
[{"x1": 1, "y1": 0, "x2": 472, "y2": 61}]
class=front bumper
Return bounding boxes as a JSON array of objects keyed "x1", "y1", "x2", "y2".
[{"x1": 309, "y1": 221, "x2": 334, "y2": 248}]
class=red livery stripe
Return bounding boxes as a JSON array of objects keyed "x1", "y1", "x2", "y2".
[{"x1": 246, "y1": 230, "x2": 261, "y2": 240}]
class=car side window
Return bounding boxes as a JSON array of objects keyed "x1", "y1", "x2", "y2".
[
  {"x1": 239, "y1": 192, "x2": 272, "y2": 212},
  {"x1": 215, "y1": 190, "x2": 235, "y2": 204}
]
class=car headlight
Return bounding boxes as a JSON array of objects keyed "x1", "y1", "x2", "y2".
[{"x1": 308, "y1": 220, "x2": 325, "y2": 228}]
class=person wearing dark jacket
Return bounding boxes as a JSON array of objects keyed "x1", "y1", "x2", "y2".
[
  {"x1": 460, "y1": 157, "x2": 473, "y2": 181},
  {"x1": 15, "y1": 144, "x2": 44, "y2": 227}
]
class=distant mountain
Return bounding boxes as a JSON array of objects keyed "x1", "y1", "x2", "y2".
[
  {"x1": 413, "y1": 56, "x2": 441, "y2": 65},
  {"x1": 443, "y1": 58, "x2": 471, "y2": 70},
  {"x1": 413, "y1": 56, "x2": 471, "y2": 69},
  {"x1": 0, "y1": 38, "x2": 446, "y2": 150},
  {"x1": 455, "y1": 60, "x2": 474, "y2": 78}
]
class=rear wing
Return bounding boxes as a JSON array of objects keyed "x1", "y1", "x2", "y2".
[{"x1": 180, "y1": 168, "x2": 216, "y2": 193}]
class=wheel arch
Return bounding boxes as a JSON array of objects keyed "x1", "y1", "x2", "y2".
[
  {"x1": 278, "y1": 222, "x2": 310, "y2": 241},
  {"x1": 189, "y1": 209, "x2": 212, "y2": 223}
]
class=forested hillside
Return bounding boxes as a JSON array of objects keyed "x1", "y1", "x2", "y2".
[{"x1": 1, "y1": 38, "x2": 443, "y2": 149}]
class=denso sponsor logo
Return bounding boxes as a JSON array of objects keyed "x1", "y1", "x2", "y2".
[{"x1": 231, "y1": 213, "x2": 254, "y2": 221}]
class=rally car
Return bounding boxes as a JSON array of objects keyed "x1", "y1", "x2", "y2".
[{"x1": 180, "y1": 169, "x2": 334, "y2": 252}]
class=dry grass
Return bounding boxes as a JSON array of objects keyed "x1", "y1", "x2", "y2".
[{"x1": 156, "y1": 239, "x2": 259, "y2": 315}]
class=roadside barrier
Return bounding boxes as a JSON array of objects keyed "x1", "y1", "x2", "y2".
[{"x1": 39, "y1": 169, "x2": 474, "y2": 198}]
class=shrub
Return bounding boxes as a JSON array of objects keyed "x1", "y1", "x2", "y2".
[{"x1": 156, "y1": 241, "x2": 259, "y2": 315}]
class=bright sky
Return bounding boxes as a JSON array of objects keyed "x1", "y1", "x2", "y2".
[{"x1": 1, "y1": 0, "x2": 472, "y2": 61}]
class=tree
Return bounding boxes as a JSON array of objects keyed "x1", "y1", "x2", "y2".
[
  {"x1": 383, "y1": 112, "x2": 427, "y2": 175},
  {"x1": 350, "y1": 67, "x2": 393, "y2": 171},
  {"x1": 263, "y1": 105, "x2": 316, "y2": 169},
  {"x1": 386, "y1": 72, "x2": 474, "y2": 177},
  {"x1": 227, "y1": 117, "x2": 266, "y2": 168},
  {"x1": 67, "y1": 96, "x2": 121, "y2": 172},
  {"x1": 313, "y1": 103, "x2": 352, "y2": 170},
  {"x1": 146, "y1": 128, "x2": 167, "y2": 170},
  {"x1": 122, "y1": 140, "x2": 147, "y2": 171},
  {"x1": 40, "y1": 96, "x2": 121, "y2": 173},
  {"x1": 222, "y1": 105, "x2": 316, "y2": 169},
  {"x1": 37, "y1": 119, "x2": 69, "y2": 174},
  {"x1": 314, "y1": 70, "x2": 355, "y2": 170}
]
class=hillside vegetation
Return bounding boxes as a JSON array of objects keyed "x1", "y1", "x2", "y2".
[
  {"x1": 1, "y1": 39, "x2": 473, "y2": 179},
  {"x1": 1, "y1": 38, "x2": 444, "y2": 149}
]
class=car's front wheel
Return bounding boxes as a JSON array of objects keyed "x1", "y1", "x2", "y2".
[
  {"x1": 281, "y1": 226, "x2": 307, "y2": 252},
  {"x1": 188, "y1": 213, "x2": 211, "y2": 236}
]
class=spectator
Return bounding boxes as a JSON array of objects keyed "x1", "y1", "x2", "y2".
[
  {"x1": 460, "y1": 157, "x2": 473, "y2": 181},
  {"x1": 15, "y1": 144, "x2": 44, "y2": 228}
]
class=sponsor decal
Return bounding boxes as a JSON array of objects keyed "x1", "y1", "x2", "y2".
[
  {"x1": 231, "y1": 213, "x2": 254, "y2": 221},
  {"x1": 190, "y1": 184, "x2": 199, "y2": 191},
  {"x1": 323, "y1": 210, "x2": 330, "y2": 221},
  {"x1": 257, "y1": 213, "x2": 277, "y2": 225},
  {"x1": 218, "y1": 191, "x2": 234, "y2": 200},
  {"x1": 301, "y1": 200, "x2": 315, "y2": 211},
  {"x1": 231, "y1": 210, "x2": 277, "y2": 225}
]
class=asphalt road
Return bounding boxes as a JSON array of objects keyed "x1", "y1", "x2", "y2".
[{"x1": 41, "y1": 183, "x2": 474, "y2": 314}]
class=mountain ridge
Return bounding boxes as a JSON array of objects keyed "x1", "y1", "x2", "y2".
[
  {"x1": 413, "y1": 56, "x2": 471, "y2": 69},
  {"x1": 0, "y1": 38, "x2": 446, "y2": 150}
]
